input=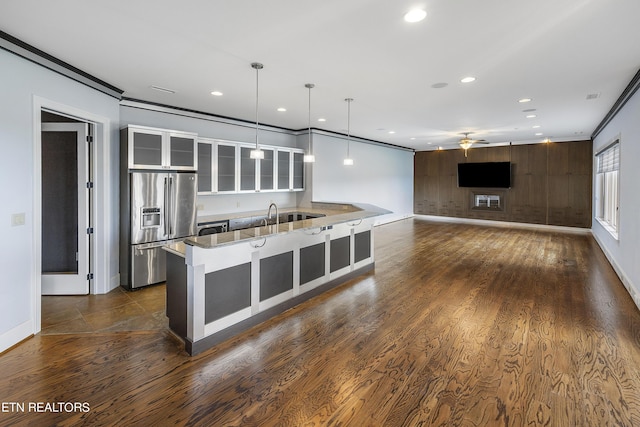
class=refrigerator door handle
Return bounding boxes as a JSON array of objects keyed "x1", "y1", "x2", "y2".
[
  {"x1": 168, "y1": 176, "x2": 174, "y2": 236},
  {"x1": 164, "y1": 176, "x2": 169, "y2": 237}
]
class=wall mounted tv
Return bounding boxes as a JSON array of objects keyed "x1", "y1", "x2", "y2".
[{"x1": 457, "y1": 161, "x2": 511, "y2": 188}]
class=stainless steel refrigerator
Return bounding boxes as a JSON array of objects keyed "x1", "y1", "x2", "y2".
[{"x1": 120, "y1": 172, "x2": 197, "y2": 290}]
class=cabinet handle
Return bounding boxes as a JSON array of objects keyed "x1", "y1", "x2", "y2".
[
  {"x1": 304, "y1": 227, "x2": 323, "y2": 236},
  {"x1": 250, "y1": 237, "x2": 267, "y2": 248}
]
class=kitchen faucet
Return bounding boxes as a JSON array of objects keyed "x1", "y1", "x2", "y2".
[{"x1": 267, "y1": 202, "x2": 279, "y2": 228}]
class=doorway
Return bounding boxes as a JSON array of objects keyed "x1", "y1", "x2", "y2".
[{"x1": 41, "y1": 111, "x2": 93, "y2": 295}]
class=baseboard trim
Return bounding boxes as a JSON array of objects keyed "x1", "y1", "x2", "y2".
[
  {"x1": 0, "y1": 320, "x2": 33, "y2": 354},
  {"x1": 415, "y1": 214, "x2": 592, "y2": 235},
  {"x1": 591, "y1": 231, "x2": 640, "y2": 312}
]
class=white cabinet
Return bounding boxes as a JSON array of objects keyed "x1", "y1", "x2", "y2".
[
  {"x1": 293, "y1": 151, "x2": 304, "y2": 190},
  {"x1": 276, "y1": 150, "x2": 291, "y2": 190},
  {"x1": 197, "y1": 142, "x2": 213, "y2": 192},
  {"x1": 239, "y1": 145, "x2": 257, "y2": 192},
  {"x1": 197, "y1": 138, "x2": 304, "y2": 194},
  {"x1": 124, "y1": 126, "x2": 197, "y2": 171},
  {"x1": 259, "y1": 148, "x2": 275, "y2": 191},
  {"x1": 216, "y1": 142, "x2": 237, "y2": 193}
]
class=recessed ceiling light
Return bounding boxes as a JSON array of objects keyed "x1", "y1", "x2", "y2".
[
  {"x1": 388, "y1": 131, "x2": 396, "y2": 134},
  {"x1": 518, "y1": 98, "x2": 532, "y2": 103},
  {"x1": 404, "y1": 9, "x2": 427, "y2": 23},
  {"x1": 532, "y1": 125, "x2": 541, "y2": 129},
  {"x1": 535, "y1": 132, "x2": 543, "y2": 136},
  {"x1": 522, "y1": 108, "x2": 537, "y2": 113},
  {"x1": 210, "y1": 91, "x2": 223, "y2": 96},
  {"x1": 526, "y1": 114, "x2": 537, "y2": 118},
  {"x1": 318, "y1": 118, "x2": 326, "y2": 122},
  {"x1": 410, "y1": 137, "x2": 416, "y2": 140},
  {"x1": 460, "y1": 77, "x2": 476, "y2": 83},
  {"x1": 277, "y1": 107, "x2": 287, "y2": 112},
  {"x1": 431, "y1": 82, "x2": 448, "y2": 89}
]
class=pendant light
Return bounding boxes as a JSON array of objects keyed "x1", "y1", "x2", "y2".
[
  {"x1": 343, "y1": 98, "x2": 354, "y2": 166},
  {"x1": 249, "y1": 62, "x2": 264, "y2": 159},
  {"x1": 303, "y1": 83, "x2": 316, "y2": 163}
]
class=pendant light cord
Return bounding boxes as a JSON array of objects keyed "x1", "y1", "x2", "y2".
[
  {"x1": 255, "y1": 66, "x2": 259, "y2": 147},
  {"x1": 251, "y1": 62, "x2": 263, "y2": 148},
  {"x1": 346, "y1": 98, "x2": 352, "y2": 157},
  {"x1": 308, "y1": 85, "x2": 312, "y2": 151}
]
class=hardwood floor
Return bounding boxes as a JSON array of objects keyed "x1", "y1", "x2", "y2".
[
  {"x1": 2, "y1": 218, "x2": 640, "y2": 426},
  {"x1": 40, "y1": 284, "x2": 167, "y2": 335}
]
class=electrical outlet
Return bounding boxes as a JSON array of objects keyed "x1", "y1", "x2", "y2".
[{"x1": 11, "y1": 213, "x2": 25, "y2": 227}]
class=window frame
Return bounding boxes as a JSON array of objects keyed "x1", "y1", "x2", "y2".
[{"x1": 594, "y1": 138, "x2": 620, "y2": 240}]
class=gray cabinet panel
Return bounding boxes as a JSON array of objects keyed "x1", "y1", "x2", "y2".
[
  {"x1": 260, "y1": 252, "x2": 294, "y2": 301},
  {"x1": 330, "y1": 236, "x2": 350, "y2": 272},
  {"x1": 354, "y1": 231, "x2": 371, "y2": 263},
  {"x1": 205, "y1": 263, "x2": 251, "y2": 323},
  {"x1": 240, "y1": 147, "x2": 256, "y2": 191},
  {"x1": 166, "y1": 252, "x2": 187, "y2": 339},
  {"x1": 300, "y1": 242, "x2": 325, "y2": 284},
  {"x1": 277, "y1": 151, "x2": 290, "y2": 189},
  {"x1": 132, "y1": 132, "x2": 162, "y2": 166},
  {"x1": 170, "y1": 136, "x2": 196, "y2": 167},
  {"x1": 260, "y1": 149, "x2": 274, "y2": 190},
  {"x1": 197, "y1": 143, "x2": 212, "y2": 192},
  {"x1": 293, "y1": 152, "x2": 304, "y2": 189},
  {"x1": 217, "y1": 144, "x2": 236, "y2": 192}
]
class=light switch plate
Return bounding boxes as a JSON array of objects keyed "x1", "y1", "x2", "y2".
[{"x1": 11, "y1": 213, "x2": 25, "y2": 227}]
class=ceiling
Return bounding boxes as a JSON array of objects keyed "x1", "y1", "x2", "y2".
[{"x1": 2, "y1": 0, "x2": 640, "y2": 151}]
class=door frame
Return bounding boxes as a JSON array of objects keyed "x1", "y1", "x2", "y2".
[{"x1": 32, "y1": 96, "x2": 113, "y2": 334}]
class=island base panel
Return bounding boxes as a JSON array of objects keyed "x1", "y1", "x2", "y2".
[{"x1": 186, "y1": 263, "x2": 374, "y2": 356}]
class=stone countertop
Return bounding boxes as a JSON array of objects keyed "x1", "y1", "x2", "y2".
[
  {"x1": 196, "y1": 201, "x2": 360, "y2": 224},
  {"x1": 181, "y1": 202, "x2": 390, "y2": 251}
]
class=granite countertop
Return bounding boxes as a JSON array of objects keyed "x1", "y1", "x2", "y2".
[
  {"x1": 174, "y1": 202, "x2": 390, "y2": 252},
  {"x1": 196, "y1": 201, "x2": 360, "y2": 224}
]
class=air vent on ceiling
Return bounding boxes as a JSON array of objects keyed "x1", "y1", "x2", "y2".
[
  {"x1": 586, "y1": 93, "x2": 600, "y2": 100},
  {"x1": 150, "y1": 85, "x2": 176, "y2": 94}
]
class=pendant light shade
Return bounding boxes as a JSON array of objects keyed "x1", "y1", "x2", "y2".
[
  {"x1": 304, "y1": 83, "x2": 316, "y2": 163},
  {"x1": 250, "y1": 62, "x2": 264, "y2": 160},
  {"x1": 343, "y1": 98, "x2": 354, "y2": 166}
]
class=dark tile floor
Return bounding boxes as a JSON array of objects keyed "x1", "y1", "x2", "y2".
[{"x1": 41, "y1": 284, "x2": 167, "y2": 335}]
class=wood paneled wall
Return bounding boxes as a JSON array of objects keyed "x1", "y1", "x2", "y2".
[{"x1": 414, "y1": 140, "x2": 593, "y2": 228}]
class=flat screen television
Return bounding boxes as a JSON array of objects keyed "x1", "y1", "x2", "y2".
[{"x1": 457, "y1": 161, "x2": 511, "y2": 188}]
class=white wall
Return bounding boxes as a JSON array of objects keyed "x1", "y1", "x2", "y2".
[
  {"x1": 311, "y1": 132, "x2": 414, "y2": 224},
  {"x1": 0, "y1": 49, "x2": 120, "y2": 352},
  {"x1": 592, "y1": 89, "x2": 640, "y2": 309}
]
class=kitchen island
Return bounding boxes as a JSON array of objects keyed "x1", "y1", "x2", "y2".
[{"x1": 164, "y1": 202, "x2": 390, "y2": 355}]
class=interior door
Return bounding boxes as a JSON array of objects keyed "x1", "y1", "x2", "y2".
[{"x1": 41, "y1": 122, "x2": 90, "y2": 295}]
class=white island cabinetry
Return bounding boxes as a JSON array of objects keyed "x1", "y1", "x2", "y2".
[{"x1": 164, "y1": 203, "x2": 388, "y2": 355}]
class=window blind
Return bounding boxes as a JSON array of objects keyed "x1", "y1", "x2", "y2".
[{"x1": 597, "y1": 142, "x2": 619, "y2": 173}]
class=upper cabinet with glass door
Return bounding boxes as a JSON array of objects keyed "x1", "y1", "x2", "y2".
[
  {"x1": 196, "y1": 138, "x2": 304, "y2": 194},
  {"x1": 124, "y1": 125, "x2": 197, "y2": 171}
]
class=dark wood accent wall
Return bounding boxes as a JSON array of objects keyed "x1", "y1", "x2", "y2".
[{"x1": 414, "y1": 140, "x2": 592, "y2": 228}]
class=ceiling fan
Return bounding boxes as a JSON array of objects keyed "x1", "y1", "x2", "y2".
[{"x1": 458, "y1": 132, "x2": 489, "y2": 156}]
